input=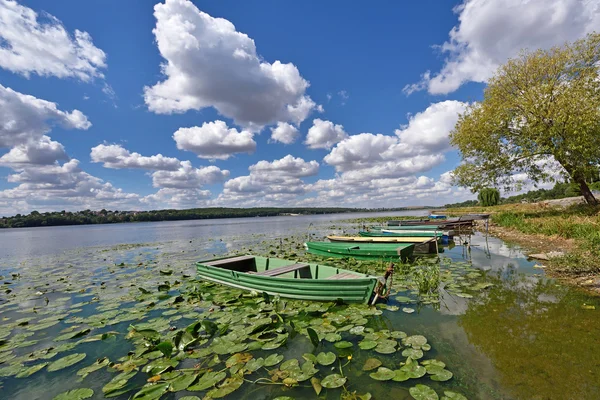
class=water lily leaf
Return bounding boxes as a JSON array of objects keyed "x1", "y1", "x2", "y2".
[
  {"x1": 306, "y1": 327, "x2": 320, "y2": 347},
  {"x1": 54, "y1": 329, "x2": 91, "y2": 342},
  {"x1": 302, "y1": 353, "x2": 317, "y2": 362},
  {"x1": 280, "y1": 358, "x2": 299, "y2": 371},
  {"x1": 422, "y1": 359, "x2": 446, "y2": 369},
  {"x1": 401, "y1": 361, "x2": 427, "y2": 378},
  {"x1": 47, "y1": 353, "x2": 86, "y2": 372},
  {"x1": 390, "y1": 331, "x2": 407, "y2": 339},
  {"x1": 102, "y1": 371, "x2": 137, "y2": 395},
  {"x1": 0, "y1": 363, "x2": 23, "y2": 377},
  {"x1": 349, "y1": 326, "x2": 365, "y2": 335},
  {"x1": 362, "y1": 358, "x2": 382, "y2": 371},
  {"x1": 168, "y1": 372, "x2": 199, "y2": 391},
  {"x1": 455, "y1": 292, "x2": 473, "y2": 299},
  {"x1": 52, "y1": 388, "x2": 94, "y2": 400},
  {"x1": 245, "y1": 357, "x2": 264, "y2": 372},
  {"x1": 131, "y1": 382, "x2": 169, "y2": 399},
  {"x1": 441, "y1": 391, "x2": 467, "y2": 400},
  {"x1": 402, "y1": 348, "x2": 424, "y2": 359},
  {"x1": 409, "y1": 384, "x2": 439, "y2": 400},
  {"x1": 179, "y1": 397, "x2": 201, "y2": 400},
  {"x1": 358, "y1": 340, "x2": 377, "y2": 350},
  {"x1": 130, "y1": 328, "x2": 160, "y2": 342},
  {"x1": 404, "y1": 335, "x2": 427, "y2": 348},
  {"x1": 324, "y1": 333, "x2": 342, "y2": 342},
  {"x1": 392, "y1": 369, "x2": 410, "y2": 382},
  {"x1": 334, "y1": 341, "x2": 353, "y2": 349},
  {"x1": 395, "y1": 295, "x2": 413, "y2": 303},
  {"x1": 311, "y1": 377, "x2": 322, "y2": 395},
  {"x1": 282, "y1": 377, "x2": 298, "y2": 387},
  {"x1": 402, "y1": 308, "x2": 415, "y2": 314},
  {"x1": 188, "y1": 371, "x2": 226, "y2": 391},
  {"x1": 142, "y1": 358, "x2": 178, "y2": 375},
  {"x1": 77, "y1": 357, "x2": 110, "y2": 379},
  {"x1": 156, "y1": 342, "x2": 173, "y2": 358},
  {"x1": 205, "y1": 376, "x2": 244, "y2": 398},
  {"x1": 430, "y1": 369, "x2": 453, "y2": 382},
  {"x1": 16, "y1": 362, "x2": 48, "y2": 378},
  {"x1": 264, "y1": 353, "x2": 284, "y2": 367},
  {"x1": 316, "y1": 352, "x2": 336, "y2": 366},
  {"x1": 370, "y1": 367, "x2": 396, "y2": 381},
  {"x1": 301, "y1": 360, "x2": 318, "y2": 377},
  {"x1": 321, "y1": 373, "x2": 347, "y2": 389},
  {"x1": 202, "y1": 320, "x2": 218, "y2": 337}
]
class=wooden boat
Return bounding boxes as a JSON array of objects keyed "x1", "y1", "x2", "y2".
[
  {"x1": 381, "y1": 228, "x2": 454, "y2": 236},
  {"x1": 360, "y1": 230, "x2": 442, "y2": 238},
  {"x1": 196, "y1": 255, "x2": 378, "y2": 304},
  {"x1": 375, "y1": 224, "x2": 442, "y2": 231},
  {"x1": 305, "y1": 241, "x2": 414, "y2": 261},
  {"x1": 327, "y1": 235, "x2": 439, "y2": 254}
]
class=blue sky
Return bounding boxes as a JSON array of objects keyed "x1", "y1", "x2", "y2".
[{"x1": 0, "y1": 0, "x2": 597, "y2": 215}]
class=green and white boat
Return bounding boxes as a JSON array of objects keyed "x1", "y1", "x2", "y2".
[
  {"x1": 196, "y1": 255, "x2": 378, "y2": 304},
  {"x1": 304, "y1": 241, "x2": 415, "y2": 261},
  {"x1": 359, "y1": 230, "x2": 443, "y2": 238}
]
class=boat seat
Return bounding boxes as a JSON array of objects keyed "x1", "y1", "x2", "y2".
[
  {"x1": 203, "y1": 255, "x2": 255, "y2": 266},
  {"x1": 326, "y1": 272, "x2": 362, "y2": 280},
  {"x1": 255, "y1": 263, "x2": 310, "y2": 277}
]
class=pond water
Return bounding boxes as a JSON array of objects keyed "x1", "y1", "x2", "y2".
[{"x1": 0, "y1": 211, "x2": 599, "y2": 400}]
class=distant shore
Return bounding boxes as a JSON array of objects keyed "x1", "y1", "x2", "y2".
[{"x1": 0, "y1": 206, "x2": 437, "y2": 229}]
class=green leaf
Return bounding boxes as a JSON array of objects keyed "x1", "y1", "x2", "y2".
[
  {"x1": 334, "y1": 340, "x2": 353, "y2": 349},
  {"x1": 306, "y1": 327, "x2": 320, "y2": 347},
  {"x1": 311, "y1": 377, "x2": 322, "y2": 396},
  {"x1": 264, "y1": 353, "x2": 284, "y2": 367},
  {"x1": 430, "y1": 369, "x2": 453, "y2": 382},
  {"x1": 202, "y1": 320, "x2": 218, "y2": 337},
  {"x1": 362, "y1": 358, "x2": 382, "y2": 371},
  {"x1": 321, "y1": 373, "x2": 347, "y2": 389},
  {"x1": 441, "y1": 391, "x2": 468, "y2": 400},
  {"x1": 370, "y1": 367, "x2": 396, "y2": 381},
  {"x1": 47, "y1": 353, "x2": 87, "y2": 372},
  {"x1": 206, "y1": 376, "x2": 244, "y2": 398},
  {"x1": 156, "y1": 341, "x2": 173, "y2": 358},
  {"x1": 0, "y1": 363, "x2": 23, "y2": 377},
  {"x1": 16, "y1": 362, "x2": 48, "y2": 378},
  {"x1": 316, "y1": 352, "x2": 336, "y2": 366},
  {"x1": 188, "y1": 371, "x2": 226, "y2": 391},
  {"x1": 52, "y1": 388, "x2": 94, "y2": 400},
  {"x1": 409, "y1": 384, "x2": 439, "y2": 400},
  {"x1": 402, "y1": 348, "x2": 424, "y2": 359},
  {"x1": 76, "y1": 357, "x2": 110, "y2": 379},
  {"x1": 168, "y1": 372, "x2": 199, "y2": 392},
  {"x1": 102, "y1": 371, "x2": 137, "y2": 395},
  {"x1": 132, "y1": 383, "x2": 169, "y2": 400},
  {"x1": 358, "y1": 340, "x2": 378, "y2": 350},
  {"x1": 245, "y1": 357, "x2": 265, "y2": 372}
]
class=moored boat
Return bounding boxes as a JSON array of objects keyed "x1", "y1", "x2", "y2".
[
  {"x1": 326, "y1": 235, "x2": 439, "y2": 254},
  {"x1": 196, "y1": 255, "x2": 378, "y2": 304},
  {"x1": 304, "y1": 241, "x2": 414, "y2": 261}
]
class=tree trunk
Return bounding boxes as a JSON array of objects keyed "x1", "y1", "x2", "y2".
[{"x1": 573, "y1": 172, "x2": 598, "y2": 205}]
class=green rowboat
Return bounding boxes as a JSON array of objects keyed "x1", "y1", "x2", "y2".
[
  {"x1": 304, "y1": 241, "x2": 415, "y2": 261},
  {"x1": 196, "y1": 255, "x2": 378, "y2": 304}
]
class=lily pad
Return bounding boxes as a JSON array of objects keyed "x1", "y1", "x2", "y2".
[
  {"x1": 409, "y1": 384, "x2": 439, "y2": 400},
  {"x1": 321, "y1": 373, "x2": 347, "y2": 389},
  {"x1": 362, "y1": 358, "x2": 382, "y2": 371},
  {"x1": 334, "y1": 340, "x2": 353, "y2": 349},
  {"x1": 316, "y1": 352, "x2": 336, "y2": 366},
  {"x1": 52, "y1": 388, "x2": 94, "y2": 400},
  {"x1": 47, "y1": 353, "x2": 87, "y2": 372},
  {"x1": 430, "y1": 369, "x2": 453, "y2": 382},
  {"x1": 131, "y1": 382, "x2": 169, "y2": 399},
  {"x1": 441, "y1": 391, "x2": 467, "y2": 400},
  {"x1": 168, "y1": 372, "x2": 199, "y2": 392},
  {"x1": 188, "y1": 371, "x2": 226, "y2": 391},
  {"x1": 402, "y1": 308, "x2": 415, "y2": 314},
  {"x1": 358, "y1": 340, "x2": 378, "y2": 350},
  {"x1": 404, "y1": 335, "x2": 428, "y2": 348},
  {"x1": 369, "y1": 367, "x2": 396, "y2": 381},
  {"x1": 264, "y1": 353, "x2": 284, "y2": 367},
  {"x1": 402, "y1": 348, "x2": 424, "y2": 359},
  {"x1": 16, "y1": 362, "x2": 48, "y2": 378},
  {"x1": 245, "y1": 357, "x2": 265, "y2": 372},
  {"x1": 206, "y1": 376, "x2": 244, "y2": 398}
]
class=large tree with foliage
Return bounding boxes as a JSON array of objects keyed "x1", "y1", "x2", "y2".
[
  {"x1": 478, "y1": 188, "x2": 500, "y2": 207},
  {"x1": 451, "y1": 33, "x2": 600, "y2": 205}
]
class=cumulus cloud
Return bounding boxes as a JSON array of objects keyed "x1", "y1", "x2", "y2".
[
  {"x1": 90, "y1": 143, "x2": 181, "y2": 171},
  {"x1": 305, "y1": 119, "x2": 348, "y2": 149},
  {"x1": 144, "y1": 0, "x2": 318, "y2": 129},
  {"x1": 142, "y1": 188, "x2": 212, "y2": 209},
  {"x1": 405, "y1": 0, "x2": 600, "y2": 95},
  {"x1": 269, "y1": 122, "x2": 300, "y2": 145},
  {"x1": 0, "y1": 0, "x2": 106, "y2": 80},
  {"x1": 173, "y1": 120, "x2": 256, "y2": 160},
  {"x1": 151, "y1": 161, "x2": 229, "y2": 189},
  {"x1": 0, "y1": 84, "x2": 90, "y2": 149},
  {"x1": 249, "y1": 155, "x2": 319, "y2": 178},
  {"x1": 0, "y1": 136, "x2": 68, "y2": 165}
]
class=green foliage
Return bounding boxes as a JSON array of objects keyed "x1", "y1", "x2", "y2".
[
  {"x1": 478, "y1": 188, "x2": 500, "y2": 207},
  {"x1": 451, "y1": 33, "x2": 600, "y2": 205}
]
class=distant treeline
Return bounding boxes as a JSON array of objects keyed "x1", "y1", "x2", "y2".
[
  {"x1": 0, "y1": 206, "x2": 431, "y2": 229},
  {"x1": 445, "y1": 181, "x2": 600, "y2": 208}
]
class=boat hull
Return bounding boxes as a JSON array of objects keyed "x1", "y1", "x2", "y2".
[
  {"x1": 305, "y1": 241, "x2": 415, "y2": 261},
  {"x1": 326, "y1": 236, "x2": 438, "y2": 254},
  {"x1": 196, "y1": 255, "x2": 377, "y2": 304}
]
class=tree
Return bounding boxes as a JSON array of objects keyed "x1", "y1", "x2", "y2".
[
  {"x1": 451, "y1": 33, "x2": 600, "y2": 205},
  {"x1": 478, "y1": 188, "x2": 500, "y2": 207}
]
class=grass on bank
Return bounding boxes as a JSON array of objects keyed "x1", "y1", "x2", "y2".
[{"x1": 445, "y1": 203, "x2": 600, "y2": 275}]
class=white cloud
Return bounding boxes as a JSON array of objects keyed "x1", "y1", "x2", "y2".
[
  {"x1": 269, "y1": 122, "x2": 300, "y2": 145},
  {"x1": 144, "y1": 0, "x2": 318, "y2": 129},
  {"x1": 0, "y1": 84, "x2": 90, "y2": 148},
  {"x1": 0, "y1": 136, "x2": 68, "y2": 165},
  {"x1": 173, "y1": 120, "x2": 256, "y2": 160},
  {"x1": 393, "y1": 100, "x2": 468, "y2": 154},
  {"x1": 406, "y1": 0, "x2": 600, "y2": 95},
  {"x1": 0, "y1": 0, "x2": 106, "y2": 81},
  {"x1": 305, "y1": 118, "x2": 348, "y2": 149},
  {"x1": 90, "y1": 143, "x2": 181, "y2": 170},
  {"x1": 151, "y1": 161, "x2": 229, "y2": 189},
  {"x1": 142, "y1": 188, "x2": 212, "y2": 209},
  {"x1": 249, "y1": 154, "x2": 319, "y2": 178},
  {"x1": 324, "y1": 133, "x2": 397, "y2": 171}
]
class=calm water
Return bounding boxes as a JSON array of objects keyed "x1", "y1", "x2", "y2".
[{"x1": 1, "y1": 211, "x2": 599, "y2": 400}]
